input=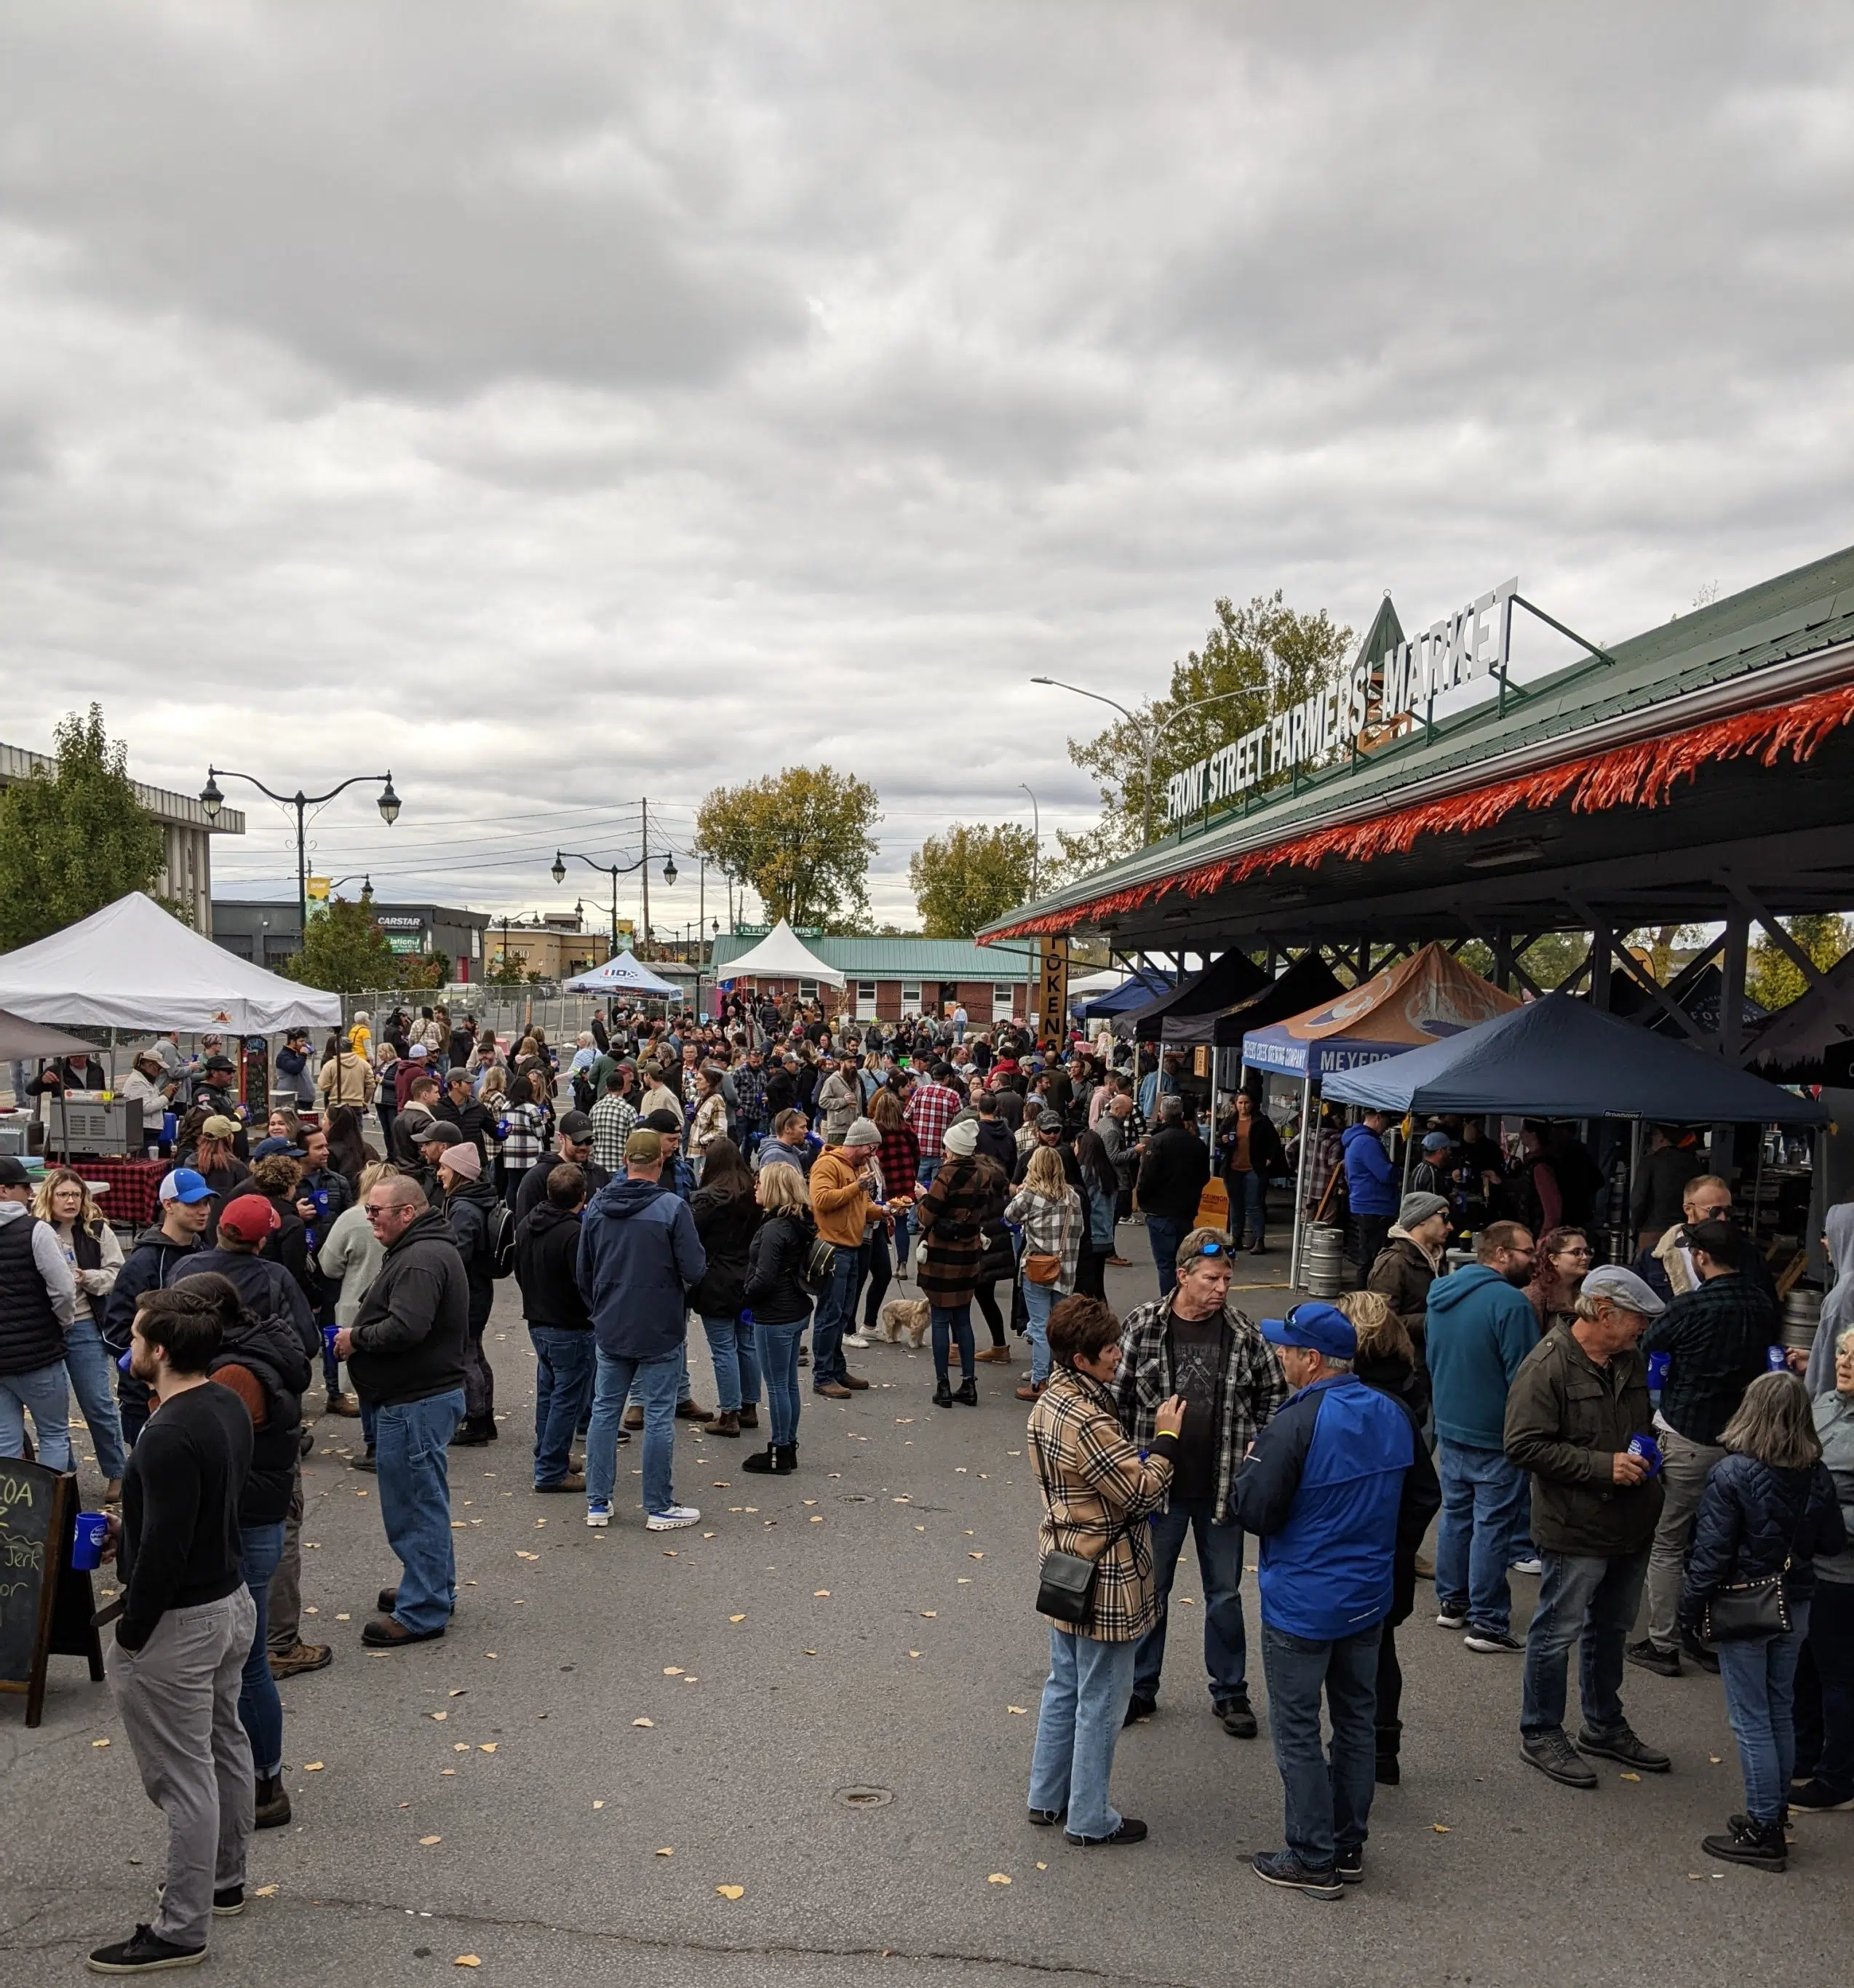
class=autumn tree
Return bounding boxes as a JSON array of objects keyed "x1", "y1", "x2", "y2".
[
  {"x1": 908, "y1": 824, "x2": 1038, "y2": 938},
  {"x1": 1748, "y1": 913, "x2": 1850, "y2": 1012},
  {"x1": 1055, "y1": 592, "x2": 1353, "y2": 875},
  {"x1": 0, "y1": 706, "x2": 168, "y2": 950},
  {"x1": 693, "y1": 766, "x2": 880, "y2": 931},
  {"x1": 279, "y1": 896, "x2": 400, "y2": 995}
]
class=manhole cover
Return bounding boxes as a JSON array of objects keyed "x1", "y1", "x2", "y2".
[
  {"x1": 837, "y1": 1492, "x2": 872, "y2": 1503},
  {"x1": 836, "y1": 1785, "x2": 894, "y2": 1808}
]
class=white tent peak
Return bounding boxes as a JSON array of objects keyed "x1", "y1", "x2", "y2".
[
  {"x1": 0, "y1": 891, "x2": 341, "y2": 1033},
  {"x1": 563, "y1": 951, "x2": 680, "y2": 997},
  {"x1": 716, "y1": 919, "x2": 846, "y2": 987}
]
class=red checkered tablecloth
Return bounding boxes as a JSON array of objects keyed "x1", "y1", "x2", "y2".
[{"x1": 76, "y1": 1157, "x2": 170, "y2": 1229}]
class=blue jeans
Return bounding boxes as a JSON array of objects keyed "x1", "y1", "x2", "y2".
[
  {"x1": 1228, "y1": 1170, "x2": 1266, "y2": 1247},
  {"x1": 700, "y1": 1313, "x2": 762, "y2": 1415},
  {"x1": 1435, "y1": 1442, "x2": 1529, "y2": 1636},
  {"x1": 1716, "y1": 1600, "x2": 1811, "y2": 1824},
  {"x1": 1146, "y1": 1214, "x2": 1187, "y2": 1297},
  {"x1": 1022, "y1": 1279, "x2": 1056, "y2": 1387},
  {"x1": 812, "y1": 1246, "x2": 859, "y2": 1391},
  {"x1": 586, "y1": 1346, "x2": 682, "y2": 1514},
  {"x1": 930, "y1": 1303, "x2": 975, "y2": 1383},
  {"x1": 374, "y1": 1389, "x2": 466, "y2": 1635},
  {"x1": 1027, "y1": 1627, "x2": 1137, "y2": 1839},
  {"x1": 237, "y1": 1521, "x2": 285, "y2": 1776},
  {"x1": 755, "y1": 1315, "x2": 807, "y2": 1445},
  {"x1": 0, "y1": 1359, "x2": 72, "y2": 1471},
  {"x1": 1520, "y1": 1546, "x2": 1650, "y2": 1738},
  {"x1": 1134, "y1": 1498, "x2": 1248, "y2": 1705},
  {"x1": 528, "y1": 1326, "x2": 597, "y2": 1487},
  {"x1": 1261, "y1": 1619, "x2": 1381, "y2": 1869},
  {"x1": 63, "y1": 1313, "x2": 127, "y2": 1482}
]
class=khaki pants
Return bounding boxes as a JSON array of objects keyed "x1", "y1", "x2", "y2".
[
  {"x1": 110, "y1": 1588, "x2": 257, "y2": 1950},
  {"x1": 1644, "y1": 1428, "x2": 1725, "y2": 1653}
]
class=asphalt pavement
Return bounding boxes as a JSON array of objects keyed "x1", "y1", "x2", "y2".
[{"x1": 3, "y1": 1237, "x2": 1847, "y2": 1987}]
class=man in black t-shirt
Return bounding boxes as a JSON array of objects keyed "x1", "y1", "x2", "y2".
[
  {"x1": 92, "y1": 1282, "x2": 255, "y2": 1975},
  {"x1": 1113, "y1": 1230, "x2": 1289, "y2": 1738}
]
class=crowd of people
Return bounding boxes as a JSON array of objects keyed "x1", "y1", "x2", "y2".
[{"x1": 6, "y1": 995, "x2": 1854, "y2": 1965}]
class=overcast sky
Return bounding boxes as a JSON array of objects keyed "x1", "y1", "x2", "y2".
[{"x1": 4, "y1": 4, "x2": 1851, "y2": 935}]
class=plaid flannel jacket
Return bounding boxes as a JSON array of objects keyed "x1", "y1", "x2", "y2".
[
  {"x1": 1113, "y1": 1296, "x2": 1287, "y2": 1521},
  {"x1": 1028, "y1": 1367, "x2": 1179, "y2": 1642},
  {"x1": 588, "y1": 1093, "x2": 637, "y2": 1174}
]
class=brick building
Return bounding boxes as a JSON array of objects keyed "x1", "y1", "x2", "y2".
[{"x1": 707, "y1": 934, "x2": 1040, "y2": 1025}]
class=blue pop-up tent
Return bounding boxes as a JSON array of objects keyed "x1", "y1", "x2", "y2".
[
  {"x1": 1080, "y1": 967, "x2": 1174, "y2": 1022},
  {"x1": 1321, "y1": 992, "x2": 1823, "y2": 1124}
]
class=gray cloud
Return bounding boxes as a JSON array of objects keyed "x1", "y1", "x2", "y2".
[{"x1": 2, "y1": 2, "x2": 1851, "y2": 932}]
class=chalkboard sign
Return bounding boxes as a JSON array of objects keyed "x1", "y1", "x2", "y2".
[
  {"x1": 0, "y1": 1460, "x2": 104, "y2": 1726},
  {"x1": 241, "y1": 1036, "x2": 271, "y2": 1126}
]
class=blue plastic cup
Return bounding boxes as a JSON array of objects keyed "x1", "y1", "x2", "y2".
[
  {"x1": 323, "y1": 1323, "x2": 341, "y2": 1359},
  {"x1": 72, "y1": 1511, "x2": 110, "y2": 1571},
  {"x1": 117, "y1": 1348, "x2": 133, "y2": 1374},
  {"x1": 1647, "y1": 1351, "x2": 1670, "y2": 1391},
  {"x1": 1767, "y1": 1345, "x2": 1788, "y2": 1372},
  {"x1": 1628, "y1": 1434, "x2": 1663, "y2": 1477}
]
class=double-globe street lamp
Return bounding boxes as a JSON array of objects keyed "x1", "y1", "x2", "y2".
[
  {"x1": 201, "y1": 768, "x2": 401, "y2": 940},
  {"x1": 552, "y1": 846, "x2": 678, "y2": 960}
]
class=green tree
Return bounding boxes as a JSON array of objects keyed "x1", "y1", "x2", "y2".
[
  {"x1": 694, "y1": 766, "x2": 880, "y2": 931},
  {"x1": 279, "y1": 896, "x2": 400, "y2": 995},
  {"x1": 908, "y1": 824, "x2": 1037, "y2": 937},
  {"x1": 0, "y1": 706, "x2": 167, "y2": 950},
  {"x1": 1061, "y1": 592, "x2": 1353, "y2": 864},
  {"x1": 1748, "y1": 913, "x2": 1850, "y2": 1012}
]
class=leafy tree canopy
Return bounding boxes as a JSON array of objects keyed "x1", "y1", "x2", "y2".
[
  {"x1": 279, "y1": 897, "x2": 400, "y2": 995},
  {"x1": 694, "y1": 765, "x2": 880, "y2": 932},
  {"x1": 909, "y1": 823, "x2": 1037, "y2": 938},
  {"x1": 0, "y1": 706, "x2": 167, "y2": 951}
]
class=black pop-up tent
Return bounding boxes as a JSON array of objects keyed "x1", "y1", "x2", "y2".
[
  {"x1": 1321, "y1": 992, "x2": 1824, "y2": 1124},
  {"x1": 1178, "y1": 950, "x2": 1348, "y2": 1049},
  {"x1": 1121, "y1": 947, "x2": 1269, "y2": 1038}
]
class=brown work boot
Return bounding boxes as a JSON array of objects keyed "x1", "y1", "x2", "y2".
[
  {"x1": 675, "y1": 1400, "x2": 717, "y2": 1423},
  {"x1": 815, "y1": 1382, "x2": 852, "y2": 1400},
  {"x1": 623, "y1": 1406, "x2": 645, "y2": 1431},
  {"x1": 840, "y1": 1372, "x2": 870, "y2": 1391},
  {"x1": 710, "y1": 1410, "x2": 741, "y2": 1438},
  {"x1": 268, "y1": 1642, "x2": 333, "y2": 1677},
  {"x1": 324, "y1": 1391, "x2": 362, "y2": 1418},
  {"x1": 974, "y1": 1345, "x2": 1011, "y2": 1364},
  {"x1": 737, "y1": 1404, "x2": 760, "y2": 1430}
]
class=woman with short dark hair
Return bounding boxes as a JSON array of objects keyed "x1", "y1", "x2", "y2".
[
  {"x1": 1025, "y1": 1295, "x2": 1185, "y2": 1848},
  {"x1": 688, "y1": 1137, "x2": 763, "y2": 1438}
]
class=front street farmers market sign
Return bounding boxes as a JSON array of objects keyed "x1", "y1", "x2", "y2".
[{"x1": 1162, "y1": 576, "x2": 1520, "y2": 824}]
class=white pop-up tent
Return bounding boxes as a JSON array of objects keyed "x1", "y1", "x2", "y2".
[
  {"x1": 0, "y1": 892, "x2": 342, "y2": 1034},
  {"x1": 563, "y1": 951, "x2": 681, "y2": 997},
  {"x1": 714, "y1": 919, "x2": 846, "y2": 987}
]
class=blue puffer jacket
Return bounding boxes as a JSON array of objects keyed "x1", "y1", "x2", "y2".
[
  {"x1": 1231, "y1": 1373, "x2": 1423, "y2": 1639},
  {"x1": 577, "y1": 1176, "x2": 707, "y2": 1361},
  {"x1": 1679, "y1": 1452, "x2": 1846, "y2": 1627},
  {"x1": 1342, "y1": 1124, "x2": 1398, "y2": 1218}
]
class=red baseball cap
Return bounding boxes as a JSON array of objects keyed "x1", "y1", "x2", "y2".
[{"x1": 218, "y1": 1194, "x2": 280, "y2": 1244}]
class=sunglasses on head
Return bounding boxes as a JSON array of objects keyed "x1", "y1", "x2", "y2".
[{"x1": 1191, "y1": 1240, "x2": 1228, "y2": 1260}]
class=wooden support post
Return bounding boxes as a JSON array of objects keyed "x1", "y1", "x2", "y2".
[{"x1": 1589, "y1": 922, "x2": 1612, "y2": 1014}]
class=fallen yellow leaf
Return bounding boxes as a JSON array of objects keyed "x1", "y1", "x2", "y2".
[
  {"x1": 420, "y1": 1834, "x2": 443, "y2": 1845},
  {"x1": 592, "y1": 1800, "x2": 605, "y2": 1810},
  {"x1": 431, "y1": 1711, "x2": 448, "y2": 1722},
  {"x1": 920, "y1": 1610, "x2": 937, "y2": 1618},
  {"x1": 814, "y1": 1589, "x2": 831, "y2": 1597},
  {"x1": 455, "y1": 1958, "x2": 482, "y2": 1969},
  {"x1": 335, "y1": 1613, "x2": 351, "y2": 1621},
  {"x1": 633, "y1": 1718, "x2": 654, "y2": 1727},
  {"x1": 449, "y1": 1688, "x2": 466, "y2": 1697},
  {"x1": 91, "y1": 1738, "x2": 110, "y2": 1748},
  {"x1": 1432, "y1": 1824, "x2": 1450, "y2": 1834},
  {"x1": 253, "y1": 1884, "x2": 279, "y2": 1896},
  {"x1": 716, "y1": 1884, "x2": 745, "y2": 1900},
  {"x1": 809, "y1": 1515, "x2": 824, "y2": 1523},
  {"x1": 1619, "y1": 1771, "x2": 1642, "y2": 1782},
  {"x1": 664, "y1": 1666, "x2": 684, "y2": 1676},
  {"x1": 1035, "y1": 1861, "x2": 1047, "y2": 1870},
  {"x1": 656, "y1": 1846, "x2": 673, "y2": 1857},
  {"x1": 988, "y1": 1873, "x2": 1012, "y2": 1885},
  {"x1": 908, "y1": 1650, "x2": 920, "y2": 1658},
  {"x1": 729, "y1": 1614, "x2": 747, "y2": 1623},
  {"x1": 1008, "y1": 1706, "x2": 1027, "y2": 1714},
  {"x1": 969, "y1": 1551, "x2": 984, "y2": 1560},
  {"x1": 303, "y1": 1761, "x2": 325, "y2": 1772},
  {"x1": 1709, "y1": 1754, "x2": 1722, "y2": 1764},
  {"x1": 478, "y1": 1744, "x2": 497, "y2": 1754}
]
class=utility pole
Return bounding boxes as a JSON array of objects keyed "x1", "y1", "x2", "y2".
[{"x1": 641, "y1": 796, "x2": 651, "y2": 957}]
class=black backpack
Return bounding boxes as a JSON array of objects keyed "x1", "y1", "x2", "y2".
[{"x1": 485, "y1": 1198, "x2": 517, "y2": 1279}]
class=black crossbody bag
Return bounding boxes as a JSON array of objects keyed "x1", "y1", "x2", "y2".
[
  {"x1": 1031, "y1": 1432, "x2": 1123, "y2": 1626},
  {"x1": 1703, "y1": 1558, "x2": 1791, "y2": 1643}
]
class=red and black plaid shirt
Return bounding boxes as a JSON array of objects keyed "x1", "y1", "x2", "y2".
[
  {"x1": 905, "y1": 1081, "x2": 963, "y2": 1158},
  {"x1": 878, "y1": 1126, "x2": 921, "y2": 1198}
]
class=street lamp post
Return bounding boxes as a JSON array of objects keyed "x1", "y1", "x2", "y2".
[
  {"x1": 1019, "y1": 782, "x2": 1040, "y2": 898},
  {"x1": 551, "y1": 846, "x2": 677, "y2": 958},
  {"x1": 1030, "y1": 677, "x2": 1261, "y2": 842},
  {"x1": 201, "y1": 768, "x2": 399, "y2": 941}
]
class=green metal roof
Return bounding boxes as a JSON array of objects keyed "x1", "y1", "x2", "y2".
[
  {"x1": 981, "y1": 539, "x2": 1854, "y2": 937},
  {"x1": 711, "y1": 934, "x2": 1041, "y2": 979}
]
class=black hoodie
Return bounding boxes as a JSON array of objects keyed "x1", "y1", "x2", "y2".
[
  {"x1": 445, "y1": 1176, "x2": 505, "y2": 1332},
  {"x1": 103, "y1": 1222, "x2": 205, "y2": 1418},
  {"x1": 514, "y1": 1200, "x2": 589, "y2": 1331},
  {"x1": 347, "y1": 1206, "x2": 469, "y2": 1408},
  {"x1": 688, "y1": 1184, "x2": 762, "y2": 1319}
]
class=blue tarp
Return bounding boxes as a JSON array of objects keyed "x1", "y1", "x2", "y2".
[
  {"x1": 1079, "y1": 969, "x2": 1175, "y2": 1020},
  {"x1": 1321, "y1": 993, "x2": 1824, "y2": 1124}
]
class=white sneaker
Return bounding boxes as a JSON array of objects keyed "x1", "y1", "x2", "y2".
[
  {"x1": 844, "y1": 1332, "x2": 870, "y2": 1348},
  {"x1": 1435, "y1": 1608, "x2": 1466, "y2": 1629},
  {"x1": 645, "y1": 1505, "x2": 701, "y2": 1531},
  {"x1": 586, "y1": 1502, "x2": 611, "y2": 1528},
  {"x1": 1509, "y1": 1556, "x2": 1544, "y2": 1576}
]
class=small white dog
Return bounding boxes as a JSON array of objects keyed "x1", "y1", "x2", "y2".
[{"x1": 878, "y1": 1297, "x2": 931, "y2": 1348}]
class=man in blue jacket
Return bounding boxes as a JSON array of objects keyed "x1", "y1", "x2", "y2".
[
  {"x1": 1426, "y1": 1221, "x2": 1538, "y2": 1654},
  {"x1": 578, "y1": 1128, "x2": 707, "y2": 1532},
  {"x1": 1233, "y1": 1301, "x2": 1432, "y2": 1899},
  {"x1": 1341, "y1": 1112, "x2": 1397, "y2": 1287}
]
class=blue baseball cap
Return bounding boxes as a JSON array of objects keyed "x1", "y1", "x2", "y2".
[
  {"x1": 158, "y1": 1167, "x2": 214, "y2": 1206},
  {"x1": 1261, "y1": 1301, "x2": 1357, "y2": 1362},
  {"x1": 250, "y1": 1136, "x2": 303, "y2": 1161},
  {"x1": 1421, "y1": 1131, "x2": 1452, "y2": 1153}
]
